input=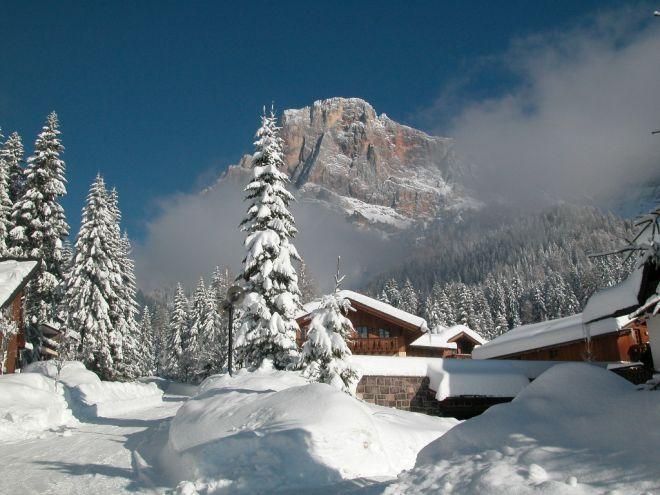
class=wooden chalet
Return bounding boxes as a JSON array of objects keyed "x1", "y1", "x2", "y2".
[
  {"x1": 472, "y1": 313, "x2": 647, "y2": 363},
  {"x1": 0, "y1": 259, "x2": 40, "y2": 374},
  {"x1": 473, "y1": 262, "x2": 659, "y2": 368},
  {"x1": 582, "y1": 260, "x2": 660, "y2": 370},
  {"x1": 296, "y1": 290, "x2": 430, "y2": 356},
  {"x1": 296, "y1": 290, "x2": 482, "y2": 357}
]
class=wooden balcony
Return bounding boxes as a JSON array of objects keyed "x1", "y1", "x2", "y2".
[{"x1": 350, "y1": 337, "x2": 401, "y2": 355}]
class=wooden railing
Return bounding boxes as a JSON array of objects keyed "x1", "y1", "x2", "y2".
[{"x1": 350, "y1": 337, "x2": 401, "y2": 355}]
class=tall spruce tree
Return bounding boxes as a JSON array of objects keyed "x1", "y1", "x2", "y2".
[
  {"x1": 236, "y1": 108, "x2": 301, "y2": 370},
  {"x1": 63, "y1": 175, "x2": 120, "y2": 379},
  {"x1": 3, "y1": 132, "x2": 25, "y2": 205},
  {"x1": 198, "y1": 287, "x2": 227, "y2": 377},
  {"x1": 0, "y1": 130, "x2": 13, "y2": 255},
  {"x1": 10, "y1": 112, "x2": 69, "y2": 328},
  {"x1": 139, "y1": 306, "x2": 156, "y2": 376},
  {"x1": 181, "y1": 278, "x2": 207, "y2": 381},
  {"x1": 166, "y1": 284, "x2": 188, "y2": 379}
]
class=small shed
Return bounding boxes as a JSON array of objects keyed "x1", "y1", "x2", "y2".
[
  {"x1": 409, "y1": 324, "x2": 486, "y2": 358},
  {"x1": 0, "y1": 259, "x2": 40, "y2": 374}
]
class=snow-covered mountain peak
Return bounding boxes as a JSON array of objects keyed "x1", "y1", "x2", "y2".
[{"x1": 221, "y1": 97, "x2": 479, "y2": 230}]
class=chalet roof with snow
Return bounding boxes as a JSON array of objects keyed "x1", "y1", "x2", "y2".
[
  {"x1": 297, "y1": 290, "x2": 429, "y2": 332},
  {"x1": 582, "y1": 262, "x2": 659, "y2": 324},
  {"x1": 472, "y1": 313, "x2": 633, "y2": 360},
  {"x1": 0, "y1": 259, "x2": 39, "y2": 309},
  {"x1": 410, "y1": 324, "x2": 486, "y2": 350}
]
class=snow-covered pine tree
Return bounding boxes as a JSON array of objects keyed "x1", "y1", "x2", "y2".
[
  {"x1": 399, "y1": 279, "x2": 419, "y2": 315},
  {"x1": 115, "y1": 231, "x2": 142, "y2": 380},
  {"x1": 165, "y1": 284, "x2": 188, "y2": 379},
  {"x1": 236, "y1": 108, "x2": 302, "y2": 370},
  {"x1": 299, "y1": 258, "x2": 357, "y2": 393},
  {"x1": 181, "y1": 278, "x2": 207, "y2": 381},
  {"x1": 198, "y1": 287, "x2": 227, "y2": 377},
  {"x1": 10, "y1": 112, "x2": 69, "y2": 330},
  {"x1": 453, "y1": 282, "x2": 474, "y2": 327},
  {"x1": 0, "y1": 130, "x2": 13, "y2": 256},
  {"x1": 382, "y1": 279, "x2": 401, "y2": 308},
  {"x1": 139, "y1": 306, "x2": 156, "y2": 376},
  {"x1": 2, "y1": 132, "x2": 25, "y2": 205},
  {"x1": 63, "y1": 175, "x2": 120, "y2": 379},
  {"x1": 298, "y1": 260, "x2": 319, "y2": 303},
  {"x1": 434, "y1": 284, "x2": 455, "y2": 327},
  {"x1": 424, "y1": 295, "x2": 442, "y2": 329},
  {"x1": 151, "y1": 300, "x2": 170, "y2": 376}
]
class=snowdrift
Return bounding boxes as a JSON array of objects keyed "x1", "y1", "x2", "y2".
[
  {"x1": 385, "y1": 363, "x2": 660, "y2": 494},
  {"x1": 166, "y1": 365, "x2": 458, "y2": 493},
  {"x1": 0, "y1": 373, "x2": 77, "y2": 442},
  {"x1": 24, "y1": 361, "x2": 164, "y2": 418}
]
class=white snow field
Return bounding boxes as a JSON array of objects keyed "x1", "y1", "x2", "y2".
[
  {"x1": 0, "y1": 391, "x2": 187, "y2": 494},
  {"x1": 164, "y1": 362, "x2": 459, "y2": 494},
  {"x1": 378, "y1": 363, "x2": 660, "y2": 495}
]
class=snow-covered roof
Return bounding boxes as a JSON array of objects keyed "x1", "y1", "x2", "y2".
[
  {"x1": 0, "y1": 260, "x2": 39, "y2": 309},
  {"x1": 349, "y1": 355, "x2": 562, "y2": 400},
  {"x1": 411, "y1": 324, "x2": 487, "y2": 349},
  {"x1": 582, "y1": 267, "x2": 644, "y2": 324},
  {"x1": 472, "y1": 313, "x2": 632, "y2": 360},
  {"x1": 298, "y1": 290, "x2": 429, "y2": 332}
]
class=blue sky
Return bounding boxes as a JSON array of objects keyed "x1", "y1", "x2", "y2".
[{"x1": 0, "y1": 0, "x2": 635, "y2": 241}]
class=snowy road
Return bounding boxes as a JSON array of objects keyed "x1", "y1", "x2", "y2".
[{"x1": 0, "y1": 395, "x2": 186, "y2": 495}]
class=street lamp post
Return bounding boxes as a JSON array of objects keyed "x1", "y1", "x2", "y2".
[{"x1": 222, "y1": 285, "x2": 245, "y2": 376}]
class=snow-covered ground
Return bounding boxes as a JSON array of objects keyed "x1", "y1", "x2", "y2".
[
  {"x1": 376, "y1": 363, "x2": 660, "y2": 495},
  {"x1": 0, "y1": 393, "x2": 186, "y2": 494},
  {"x1": 2, "y1": 361, "x2": 658, "y2": 494}
]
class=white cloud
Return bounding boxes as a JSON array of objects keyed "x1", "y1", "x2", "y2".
[
  {"x1": 437, "y1": 7, "x2": 660, "y2": 204},
  {"x1": 134, "y1": 178, "x2": 406, "y2": 293}
]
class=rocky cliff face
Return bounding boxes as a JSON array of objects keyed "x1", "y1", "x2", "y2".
[{"x1": 222, "y1": 97, "x2": 478, "y2": 230}]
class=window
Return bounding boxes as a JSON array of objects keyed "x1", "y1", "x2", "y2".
[
  {"x1": 378, "y1": 329, "x2": 390, "y2": 339},
  {"x1": 356, "y1": 326, "x2": 368, "y2": 338}
]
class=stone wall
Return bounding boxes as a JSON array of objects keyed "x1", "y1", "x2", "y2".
[
  {"x1": 356, "y1": 375, "x2": 443, "y2": 415},
  {"x1": 356, "y1": 375, "x2": 513, "y2": 419}
]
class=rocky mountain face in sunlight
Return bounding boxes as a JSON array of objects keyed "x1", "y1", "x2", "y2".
[{"x1": 221, "y1": 97, "x2": 480, "y2": 231}]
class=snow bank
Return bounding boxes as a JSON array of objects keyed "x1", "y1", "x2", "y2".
[
  {"x1": 0, "y1": 373, "x2": 76, "y2": 442},
  {"x1": 25, "y1": 360, "x2": 163, "y2": 417},
  {"x1": 23, "y1": 360, "x2": 101, "y2": 387},
  {"x1": 165, "y1": 366, "x2": 458, "y2": 493},
  {"x1": 385, "y1": 363, "x2": 660, "y2": 494},
  {"x1": 72, "y1": 381, "x2": 163, "y2": 417}
]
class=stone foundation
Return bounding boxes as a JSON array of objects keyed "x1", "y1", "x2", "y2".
[
  {"x1": 356, "y1": 375, "x2": 512, "y2": 419},
  {"x1": 356, "y1": 375, "x2": 442, "y2": 414}
]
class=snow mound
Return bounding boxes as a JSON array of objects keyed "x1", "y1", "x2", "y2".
[
  {"x1": 0, "y1": 373, "x2": 77, "y2": 442},
  {"x1": 74, "y1": 381, "x2": 164, "y2": 417},
  {"x1": 25, "y1": 360, "x2": 164, "y2": 417},
  {"x1": 165, "y1": 367, "x2": 458, "y2": 493},
  {"x1": 385, "y1": 363, "x2": 660, "y2": 494},
  {"x1": 23, "y1": 360, "x2": 101, "y2": 388}
]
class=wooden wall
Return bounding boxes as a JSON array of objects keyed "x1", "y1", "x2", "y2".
[
  {"x1": 2, "y1": 291, "x2": 24, "y2": 374},
  {"x1": 495, "y1": 323, "x2": 648, "y2": 362}
]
